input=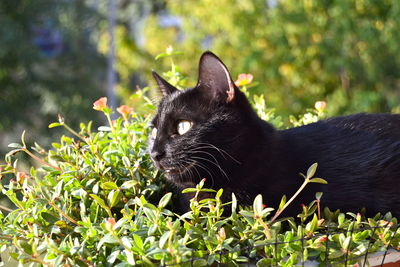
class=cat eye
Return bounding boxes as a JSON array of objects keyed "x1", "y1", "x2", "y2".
[
  {"x1": 177, "y1": 120, "x2": 193, "y2": 135},
  {"x1": 151, "y1": 127, "x2": 158, "y2": 139}
]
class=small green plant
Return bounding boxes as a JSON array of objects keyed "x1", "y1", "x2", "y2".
[{"x1": 1, "y1": 49, "x2": 399, "y2": 266}]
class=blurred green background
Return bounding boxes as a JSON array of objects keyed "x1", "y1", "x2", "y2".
[{"x1": 1, "y1": 0, "x2": 400, "y2": 156}]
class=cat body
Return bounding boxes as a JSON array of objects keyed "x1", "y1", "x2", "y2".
[{"x1": 150, "y1": 51, "x2": 400, "y2": 217}]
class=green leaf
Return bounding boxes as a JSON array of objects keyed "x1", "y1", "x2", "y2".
[
  {"x1": 231, "y1": 193, "x2": 237, "y2": 214},
  {"x1": 306, "y1": 163, "x2": 318, "y2": 179},
  {"x1": 338, "y1": 213, "x2": 345, "y2": 225},
  {"x1": 158, "y1": 192, "x2": 172, "y2": 209},
  {"x1": 102, "y1": 182, "x2": 119, "y2": 190},
  {"x1": 172, "y1": 219, "x2": 180, "y2": 230},
  {"x1": 107, "y1": 250, "x2": 120, "y2": 265},
  {"x1": 41, "y1": 212, "x2": 59, "y2": 224},
  {"x1": 315, "y1": 192, "x2": 323, "y2": 200},
  {"x1": 257, "y1": 257, "x2": 273, "y2": 267},
  {"x1": 342, "y1": 236, "x2": 351, "y2": 250},
  {"x1": 215, "y1": 188, "x2": 223, "y2": 199},
  {"x1": 181, "y1": 188, "x2": 197, "y2": 193},
  {"x1": 51, "y1": 142, "x2": 61, "y2": 149},
  {"x1": 261, "y1": 207, "x2": 275, "y2": 217},
  {"x1": 122, "y1": 156, "x2": 131, "y2": 167},
  {"x1": 121, "y1": 236, "x2": 132, "y2": 250},
  {"x1": 192, "y1": 259, "x2": 208, "y2": 267},
  {"x1": 5, "y1": 148, "x2": 23, "y2": 158},
  {"x1": 93, "y1": 182, "x2": 100, "y2": 194},
  {"x1": 253, "y1": 194, "x2": 263, "y2": 215},
  {"x1": 279, "y1": 195, "x2": 287, "y2": 210},
  {"x1": 159, "y1": 231, "x2": 170, "y2": 248},
  {"x1": 108, "y1": 190, "x2": 121, "y2": 208},
  {"x1": 21, "y1": 130, "x2": 26, "y2": 147},
  {"x1": 328, "y1": 249, "x2": 344, "y2": 259},
  {"x1": 155, "y1": 53, "x2": 168, "y2": 60},
  {"x1": 198, "y1": 188, "x2": 216, "y2": 193},
  {"x1": 90, "y1": 194, "x2": 106, "y2": 207},
  {"x1": 239, "y1": 210, "x2": 255, "y2": 218},
  {"x1": 125, "y1": 251, "x2": 136, "y2": 265},
  {"x1": 309, "y1": 178, "x2": 328, "y2": 184},
  {"x1": 198, "y1": 178, "x2": 206, "y2": 188},
  {"x1": 54, "y1": 255, "x2": 64, "y2": 266},
  {"x1": 143, "y1": 207, "x2": 157, "y2": 221},
  {"x1": 48, "y1": 122, "x2": 61, "y2": 128},
  {"x1": 113, "y1": 218, "x2": 127, "y2": 231},
  {"x1": 8, "y1": 143, "x2": 23, "y2": 149},
  {"x1": 148, "y1": 224, "x2": 157, "y2": 235},
  {"x1": 132, "y1": 234, "x2": 144, "y2": 254},
  {"x1": 19, "y1": 241, "x2": 33, "y2": 255},
  {"x1": 9, "y1": 252, "x2": 19, "y2": 261},
  {"x1": 121, "y1": 180, "x2": 138, "y2": 189},
  {"x1": 97, "y1": 233, "x2": 118, "y2": 250},
  {"x1": 305, "y1": 214, "x2": 318, "y2": 233},
  {"x1": 90, "y1": 194, "x2": 112, "y2": 215},
  {"x1": 98, "y1": 126, "x2": 112, "y2": 132}
]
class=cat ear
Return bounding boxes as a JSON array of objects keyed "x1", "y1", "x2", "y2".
[
  {"x1": 152, "y1": 71, "x2": 178, "y2": 97},
  {"x1": 197, "y1": 51, "x2": 236, "y2": 103}
]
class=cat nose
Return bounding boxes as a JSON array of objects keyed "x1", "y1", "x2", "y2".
[{"x1": 151, "y1": 149, "x2": 165, "y2": 161}]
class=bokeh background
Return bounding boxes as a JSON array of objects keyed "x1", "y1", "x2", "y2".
[{"x1": 1, "y1": 0, "x2": 400, "y2": 157}]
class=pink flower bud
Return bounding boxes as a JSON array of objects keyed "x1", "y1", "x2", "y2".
[
  {"x1": 105, "y1": 217, "x2": 116, "y2": 231},
  {"x1": 217, "y1": 227, "x2": 226, "y2": 241},
  {"x1": 93, "y1": 97, "x2": 108, "y2": 111},
  {"x1": 314, "y1": 101, "x2": 327, "y2": 111},
  {"x1": 107, "y1": 217, "x2": 116, "y2": 226},
  {"x1": 117, "y1": 105, "x2": 133, "y2": 116},
  {"x1": 235, "y1": 73, "x2": 254, "y2": 87},
  {"x1": 16, "y1": 172, "x2": 26, "y2": 183}
]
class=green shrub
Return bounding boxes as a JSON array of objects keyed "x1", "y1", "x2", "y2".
[{"x1": 1, "y1": 51, "x2": 400, "y2": 266}]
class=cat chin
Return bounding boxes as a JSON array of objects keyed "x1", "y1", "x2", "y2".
[
  {"x1": 164, "y1": 172, "x2": 189, "y2": 186},
  {"x1": 162, "y1": 168, "x2": 185, "y2": 180},
  {"x1": 163, "y1": 162, "x2": 196, "y2": 176},
  {"x1": 163, "y1": 166, "x2": 196, "y2": 184},
  {"x1": 164, "y1": 169, "x2": 180, "y2": 176}
]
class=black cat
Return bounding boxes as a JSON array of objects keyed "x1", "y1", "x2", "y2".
[{"x1": 149, "y1": 51, "x2": 400, "y2": 217}]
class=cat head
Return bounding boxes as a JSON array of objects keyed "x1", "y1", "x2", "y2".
[{"x1": 149, "y1": 52, "x2": 257, "y2": 188}]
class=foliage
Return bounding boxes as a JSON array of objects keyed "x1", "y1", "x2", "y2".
[
  {"x1": 0, "y1": 0, "x2": 105, "y2": 153},
  {"x1": 0, "y1": 110, "x2": 399, "y2": 266},
  {"x1": 1, "y1": 56, "x2": 399, "y2": 265},
  {"x1": 3, "y1": 0, "x2": 400, "y2": 158},
  {"x1": 141, "y1": 0, "x2": 400, "y2": 117}
]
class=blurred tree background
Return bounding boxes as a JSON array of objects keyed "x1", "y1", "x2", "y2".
[
  {"x1": 1, "y1": 0, "x2": 400, "y2": 156},
  {"x1": 0, "y1": 0, "x2": 106, "y2": 154},
  {"x1": 142, "y1": 0, "x2": 400, "y2": 116}
]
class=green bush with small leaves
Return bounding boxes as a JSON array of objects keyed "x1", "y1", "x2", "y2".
[{"x1": 1, "y1": 51, "x2": 400, "y2": 267}]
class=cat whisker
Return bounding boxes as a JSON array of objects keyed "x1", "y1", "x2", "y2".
[
  {"x1": 182, "y1": 145, "x2": 230, "y2": 182},
  {"x1": 179, "y1": 157, "x2": 214, "y2": 184},
  {"x1": 187, "y1": 160, "x2": 202, "y2": 182},
  {"x1": 190, "y1": 155, "x2": 230, "y2": 182},
  {"x1": 177, "y1": 161, "x2": 191, "y2": 183},
  {"x1": 191, "y1": 142, "x2": 241, "y2": 165},
  {"x1": 171, "y1": 161, "x2": 193, "y2": 184},
  {"x1": 186, "y1": 159, "x2": 215, "y2": 188},
  {"x1": 164, "y1": 158, "x2": 201, "y2": 185},
  {"x1": 186, "y1": 144, "x2": 227, "y2": 160},
  {"x1": 194, "y1": 142, "x2": 230, "y2": 160},
  {"x1": 180, "y1": 159, "x2": 201, "y2": 183},
  {"x1": 187, "y1": 148, "x2": 221, "y2": 167}
]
